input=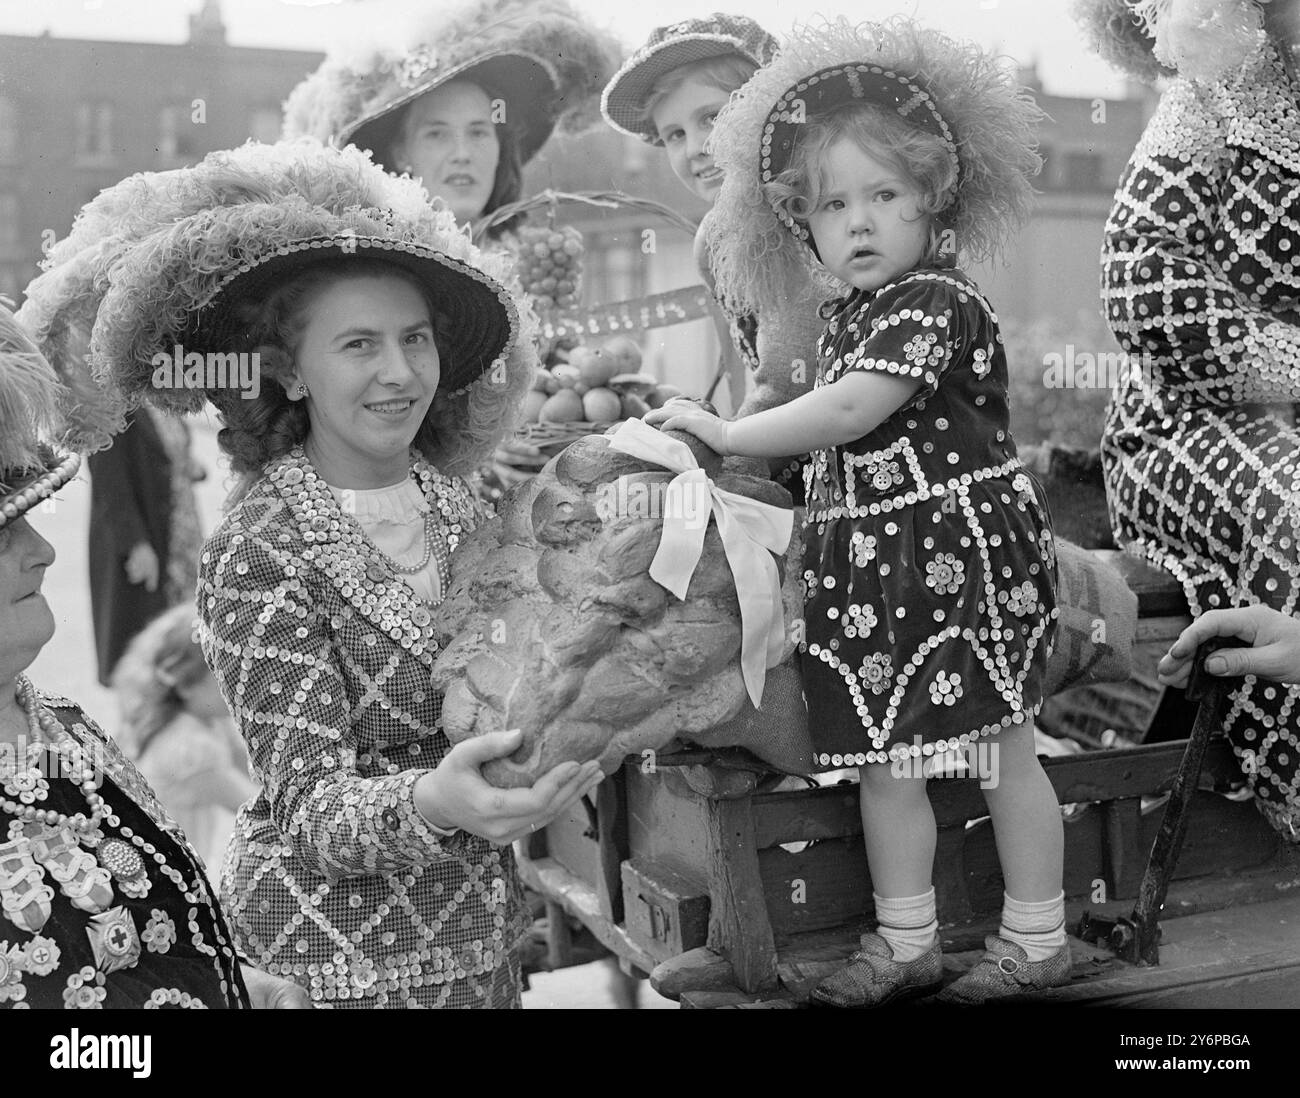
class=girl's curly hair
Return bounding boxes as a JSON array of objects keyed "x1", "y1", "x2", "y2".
[{"x1": 765, "y1": 103, "x2": 961, "y2": 267}]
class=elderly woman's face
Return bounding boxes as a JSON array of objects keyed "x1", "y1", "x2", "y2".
[
  {"x1": 285, "y1": 274, "x2": 440, "y2": 487},
  {"x1": 394, "y1": 80, "x2": 501, "y2": 224},
  {"x1": 0, "y1": 515, "x2": 56, "y2": 685}
]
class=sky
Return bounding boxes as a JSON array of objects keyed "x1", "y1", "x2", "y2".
[{"x1": 0, "y1": 0, "x2": 1133, "y2": 98}]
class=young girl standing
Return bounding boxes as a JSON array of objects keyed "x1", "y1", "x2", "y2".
[{"x1": 648, "y1": 18, "x2": 1065, "y2": 1005}]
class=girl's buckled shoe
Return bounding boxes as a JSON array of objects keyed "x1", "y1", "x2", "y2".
[
  {"x1": 809, "y1": 932, "x2": 942, "y2": 1008},
  {"x1": 936, "y1": 936, "x2": 1070, "y2": 1004}
]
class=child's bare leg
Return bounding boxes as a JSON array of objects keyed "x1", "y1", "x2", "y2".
[
  {"x1": 979, "y1": 719, "x2": 1067, "y2": 963},
  {"x1": 980, "y1": 721, "x2": 1063, "y2": 900},
  {"x1": 858, "y1": 762, "x2": 935, "y2": 895}
]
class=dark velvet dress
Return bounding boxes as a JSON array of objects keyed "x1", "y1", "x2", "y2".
[
  {"x1": 798, "y1": 270, "x2": 1058, "y2": 770},
  {"x1": 0, "y1": 690, "x2": 246, "y2": 1008}
]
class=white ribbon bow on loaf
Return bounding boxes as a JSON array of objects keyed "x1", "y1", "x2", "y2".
[{"x1": 606, "y1": 418, "x2": 794, "y2": 707}]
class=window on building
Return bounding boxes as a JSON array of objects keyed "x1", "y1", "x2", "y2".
[
  {"x1": 1062, "y1": 151, "x2": 1103, "y2": 192},
  {"x1": 75, "y1": 101, "x2": 114, "y2": 162},
  {"x1": 0, "y1": 99, "x2": 16, "y2": 162},
  {"x1": 249, "y1": 107, "x2": 282, "y2": 144},
  {"x1": 158, "y1": 105, "x2": 197, "y2": 162}
]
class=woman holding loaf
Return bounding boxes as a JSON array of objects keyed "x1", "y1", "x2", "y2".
[{"x1": 45, "y1": 140, "x2": 602, "y2": 1008}]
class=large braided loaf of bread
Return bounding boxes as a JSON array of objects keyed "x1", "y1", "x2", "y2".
[{"x1": 430, "y1": 431, "x2": 806, "y2": 787}]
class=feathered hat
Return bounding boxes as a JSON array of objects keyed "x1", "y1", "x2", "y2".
[
  {"x1": 0, "y1": 302, "x2": 91, "y2": 530},
  {"x1": 704, "y1": 16, "x2": 1045, "y2": 321},
  {"x1": 27, "y1": 139, "x2": 537, "y2": 478},
  {"x1": 601, "y1": 13, "x2": 779, "y2": 144},
  {"x1": 1073, "y1": 0, "x2": 1298, "y2": 85},
  {"x1": 283, "y1": 0, "x2": 622, "y2": 172}
]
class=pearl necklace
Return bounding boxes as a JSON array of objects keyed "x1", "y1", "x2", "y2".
[{"x1": 0, "y1": 677, "x2": 104, "y2": 834}]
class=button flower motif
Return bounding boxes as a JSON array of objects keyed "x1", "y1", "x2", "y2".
[
  {"x1": 903, "y1": 331, "x2": 940, "y2": 367},
  {"x1": 859, "y1": 653, "x2": 894, "y2": 695},
  {"x1": 972, "y1": 346, "x2": 992, "y2": 379},
  {"x1": 847, "y1": 603, "x2": 877, "y2": 637},
  {"x1": 851, "y1": 532, "x2": 878, "y2": 568},
  {"x1": 865, "y1": 459, "x2": 905, "y2": 493},
  {"x1": 803, "y1": 569, "x2": 819, "y2": 599},
  {"x1": 1003, "y1": 580, "x2": 1038, "y2": 617},
  {"x1": 142, "y1": 909, "x2": 177, "y2": 955},
  {"x1": 929, "y1": 671, "x2": 963, "y2": 706},
  {"x1": 925, "y1": 552, "x2": 965, "y2": 596},
  {"x1": 62, "y1": 965, "x2": 107, "y2": 1008}
]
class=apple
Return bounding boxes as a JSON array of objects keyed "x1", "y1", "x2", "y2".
[
  {"x1": 522, "y1": 389, "x2": 548, "y2": 423},
  {"x1": 568, "y1": 345, "x2": 617, "y2": 388},
  {"x1": 538, "y1": 389, "x2": 584, "y2": 422},
  {"x1": 551, "y1": 364, "x2": 582, "y2": 390},
  {"x1": 582, "y1": 387, "x2": 623, "y2": 423},
  {"x1": 646, "y1": 383, "x2": 683, "y2": 409},
  {"x1": 620, "y1": 392, "x2": 651, "y2": 419},
  {"x1": 603, "y1": 335, "x2": 643, "y2": 374}
]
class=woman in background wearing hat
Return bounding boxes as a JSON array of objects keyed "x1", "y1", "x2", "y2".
[
  {"x1": 60, "y1": 140, "x2": 603, "y2": 1008},
  {"x1": 0, "y1": 303, "x2": 309, "y2": 1008},
  {"x1": 602, "y1": 14, "x2": 825, "y2": 507},
  {"x1": 285, "y1": 0, "x2": 619, "y2": 492},
  {"x1": 284, "y1": 0, "x2": 618, "y2": 238}
]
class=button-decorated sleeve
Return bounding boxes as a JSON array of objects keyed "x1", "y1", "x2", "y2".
[
  {"x1": 826, "y1": 275, "x2": 960, "y2": 405},
  {"x1": 1102, "y1": 79, "x2": 1300, "y2": 406},
  {"x1": 196, "y1": 509, "x2": 455, "y2": 878}
]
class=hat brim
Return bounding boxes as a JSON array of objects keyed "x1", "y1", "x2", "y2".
[
  {"x1": 602, "y1": 36, "x2": 763, "y2": 144},
  {"x1": 344, "y1": 51, "x2": 561, "y2": 172},
  {"x1": 0, "y1": 448, "x2": 80, "y2": 530},
  {"x1": 185, "y1": 236, "x2": 518, "y2": 400}
]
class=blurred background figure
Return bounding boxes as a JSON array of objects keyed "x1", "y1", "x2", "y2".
[
  {"x1": 87, "y1": 406, "x2": 205, "y2": 685},
  {"x1": 110, "y1": 603, "x2": 256, "y2": 875}
]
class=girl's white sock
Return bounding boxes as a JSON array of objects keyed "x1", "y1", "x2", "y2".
[
  {"x1": 873, "y1": 889, "x2": 938, "y2": 963},
  {"x1": 1000, "y1": 891, "x2": 1067, "y2": 962}
]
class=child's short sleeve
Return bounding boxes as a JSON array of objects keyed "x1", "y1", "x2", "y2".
[{"x1": 824, "y1": 276, "x2": 960, "y2": 404}]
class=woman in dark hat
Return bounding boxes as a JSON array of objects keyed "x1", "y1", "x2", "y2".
[
  {"x1": 283, "y1": 0, "x2": 619, "y2": 235},
  {"x1": 0, "y1": 302, "x2": 307, "y2": 1009},
  {"x1": 65, "y1": 139, "x2": 603, "y2": 1008}
]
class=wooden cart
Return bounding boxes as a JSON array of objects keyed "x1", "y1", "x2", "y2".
[{"x1": 519, "y1": 551, "x2": 1300, "y2": 1007}]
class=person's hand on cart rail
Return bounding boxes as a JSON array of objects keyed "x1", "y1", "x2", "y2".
[{"x1": 1159, "y1": 605, "x2": 1300, "y2": 687}]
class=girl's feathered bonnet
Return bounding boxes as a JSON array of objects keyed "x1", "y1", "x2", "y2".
[
  {"x1": 23, "y1": 139, "x2": 538, "y2": 478},
  {"x1": 1073, "y1": 0, "x2": 1300, "y2": 85},
  {"x1": 704, "y1": 17, "x2": 1045, "y2": 321},
  {"x1": 283, "y1": 0, "x2": 623, "y2": 170}
]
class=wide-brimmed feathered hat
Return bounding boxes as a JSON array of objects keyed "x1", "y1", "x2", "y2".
[
  {"x1": 0, "y1": 302, "x2": 99, "y2": 531},
  {"x1": 703, "y1": 16, "x2": 1045, "y2": 320},
  {"x1": 601, "y1": 13, "x2": 779, "y2": 144},
  {"x1": 1073, "y1": 0, "x2": 1298, "y2": 85},
  {"x1": 283, "y1": 0, "x2": 622, "y2": 172},
  {"x1": 24, "y1": 140, "x2": 538, "y2": 477}
]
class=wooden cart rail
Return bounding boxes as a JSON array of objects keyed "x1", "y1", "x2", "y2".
[{"x1": 520, "y1": 544, "x2": 1300, "y2": 1005}]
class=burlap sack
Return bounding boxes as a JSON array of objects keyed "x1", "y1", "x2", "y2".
[{"x1": 1044, "y1": 538, "x2": 1138, "y2": 696}]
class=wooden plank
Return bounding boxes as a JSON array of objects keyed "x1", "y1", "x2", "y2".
[
  {"x1": 1135, "y1": 615, "x2": 1193, "y2": 643},
  {"x1": 542, "y1": 797, "x2": 602, "y2": 887},
  {"x1": 624, "y1": 766, "x2": 713, "y2": 886},
  {"x1": 544, "y1": 899, "x2": 573, "y2": 970},
  {"x1": 751, "y1": 739, "x2": 1248, "y2": 848},
  {"x1": 1093, "y1": 550, "x2": 1189, "y2": 616},
  {"x1": 596, "y1": 768, "x2": 628, "y2": 922},
  {"x1": 621, "y1": 860, "x2": 710, "y2": 963},
  {"x1": 1101, "y1": 797, "x2": 1145, "y2": 900},
  {"x1": 706, "y1": 796, "x2": 780, "y2": 992},
  {"x1": 517, "y1": 856, "x2": 658, "y2": 976},
  {"x1": 759, "y1": 838, "x2": 872, "y2": 936}
]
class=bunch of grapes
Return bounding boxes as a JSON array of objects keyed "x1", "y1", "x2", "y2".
[{"x1": 514, "y1": 222, "x2": 584, "y2": 312}]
